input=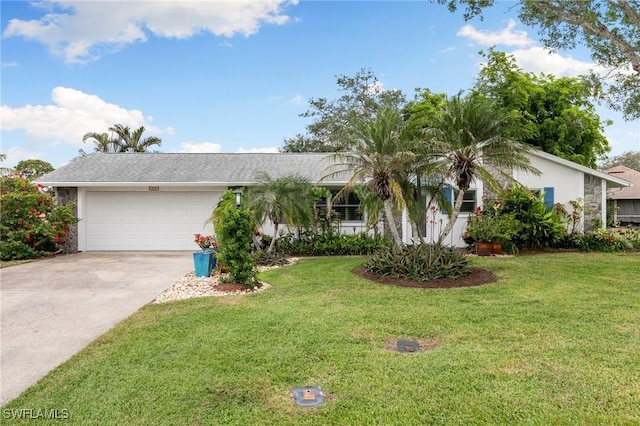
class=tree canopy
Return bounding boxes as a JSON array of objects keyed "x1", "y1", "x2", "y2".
[
  {"x1": 474, "y1": 49, "x2": 611, "y2": 168},
  {"x1": 83, "y1": 124, "x2": 162, "y2": 153},
  {"x1": 599, "y1": 150, "x2": 640, "y2": 170},
  {"x1": 281, "y1": 68, "x2": 406, "y2": 153},
  {"x1": 438, "y1": 0, "x2": 640, "y2": 119},
  {"x1": 14, "y1": 159, "x2": 54, "y2": 180}
]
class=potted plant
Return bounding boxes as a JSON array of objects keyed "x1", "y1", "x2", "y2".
[
  {"x1": 193, "y1": 233, "x2": 218, "y2": 276},
  {"x1": 491, "y1": 213, "x2": 522, "y2": 254},
  {"x1": 465, "y1": 208, "x2": 499, "y2": 256}
]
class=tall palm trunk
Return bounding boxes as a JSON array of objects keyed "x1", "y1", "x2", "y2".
[
  {"x1": 383, "y1": 198, "x2": 403, "y2": 247},
  {"x1": 268, "y1": 223, "x2": 279, "y2": 253},
  {"x1": 439, "y1": 188, "x2": 465, "y2": 242}
]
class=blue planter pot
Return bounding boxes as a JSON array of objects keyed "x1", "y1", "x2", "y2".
[
  {"x1": 203, "y1": 248, "x2": 218, "y2": 271},
  {"x1": 193, "y1": 252, "x2": 213, "y2": 277}
]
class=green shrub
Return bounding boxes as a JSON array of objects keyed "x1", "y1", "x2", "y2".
[
  {"x1": 278, "y1": 231, "x2": 390, "y2": 256},
  {"x1": 1, "y1": 175, "x2": 78, "y2": 261},
  {"x1": 364, "y1": 242, "x2": 471, "y2": 281},
  {"x1": 619, "y1": 226, "x2": 640, "y2": 250},
  {"x1": 214, "y1": 207, "x2": 257, "y2": 287},
  {"x1": 574, "y1": 228, "x2": 633, "y2": 252},
  {"x1": 497, "y1": 184, "x2": 566, "y2": 249}
]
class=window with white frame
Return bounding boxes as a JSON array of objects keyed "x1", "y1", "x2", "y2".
[
  {"x1": 317, "y1": 190, "x2": 363, "y2": 221},
  {"x1": 460, "y1": 189, "x2": 477, "y2": 213}
]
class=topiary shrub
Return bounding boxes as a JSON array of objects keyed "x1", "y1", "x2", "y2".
[
  {"x1": 214, "y1": 207, "x2": 257, "y2": 287},
  {"x1": 364, "y1": 242, "x2": 471, "y2": 281},
  {"x1": 1, "y1": 175, "x2": 78, "y2": 261}
]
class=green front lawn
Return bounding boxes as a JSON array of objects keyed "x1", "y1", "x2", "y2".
[{"x1": 4, "y1": 253, "x2": 639, "y2": 425}]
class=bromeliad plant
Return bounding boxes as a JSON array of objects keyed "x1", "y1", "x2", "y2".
[{"x1": 365, "y1": 242, "x2": 471, "y2": 281}]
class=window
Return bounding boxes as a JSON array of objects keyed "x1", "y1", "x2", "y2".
[
  {"x1": 441, "y1": 187, "x2": 476, "y2": 213},
  {"x1": 531, "y1": 187, "x2": 555, "y2": 211},
  {"x1": 460, "y1": 190, "x2": 477, "y2": 213},
  {"x1": 317, "y1": 190, "x2": 363, "y2": 221}
]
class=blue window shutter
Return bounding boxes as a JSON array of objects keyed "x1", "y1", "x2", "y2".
[
  {"x1": 543, "y1": 187, "x2": 554, "y2": 211},
  {"x1": 441, "y1": 186, "x2": 452, "y2": 213}
]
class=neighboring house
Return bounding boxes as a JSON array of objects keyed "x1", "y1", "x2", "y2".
[
  {"x1": 37, "y1": 151, "x2": 630, "y2": 252},
  {"x1": 605, "y1": 166, "x2": 640, "y2": 225}
]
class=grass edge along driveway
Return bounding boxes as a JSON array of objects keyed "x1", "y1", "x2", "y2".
[{"x1": 2, "y1": 253, "x2": 639, "y2": 425}]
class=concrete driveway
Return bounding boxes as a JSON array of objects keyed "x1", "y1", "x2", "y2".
[{"x1": 0, "y1": 252, "x2": 193, "y2": 406}]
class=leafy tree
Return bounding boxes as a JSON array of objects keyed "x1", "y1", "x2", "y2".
[
  {"x1": 14, "y1": 159, "x2": 54, "y2": 180},
  {"x1": 599, "y1": 150, "x2": 640, "y2": 171},
  {"x1": 1, "y1": 175, "x2": 78, "y2": 260},
  {"x1": 108, "y1": 124, "x2": 162, "y2": 152},
  {"x1": 422, "y1": 93, "x2": 539, "y2": 241},
  {"x1": 439, "y1": 0, "x2": 640, "y2": 119},
  {"x1": 82, "y1": 132, "x2": 119, "y2": 153},
  {"x1": 281, "y1": 68, "x2": 406, "y2": 152},
  {"x1": 244, "y1": 173, "x2": 314, "y2": 253},
  {"x1": 474, "y1": 49, "x2": 611, "y2": 168},
  {"x1": 325, "y1": 106, "x2": 417, "y2": 247}
]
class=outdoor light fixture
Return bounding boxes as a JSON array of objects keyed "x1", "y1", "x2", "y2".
[
  {"x1": 293, "y1": 386, "x2": 324, "y2": 407},
  {"x1": 233, "y1": 189, "x2": 242, "y2": 207}
]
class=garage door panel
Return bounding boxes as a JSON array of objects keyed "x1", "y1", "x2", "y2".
[{"x1": 86, "y1": 191, "x2": 219, "y2": 250}]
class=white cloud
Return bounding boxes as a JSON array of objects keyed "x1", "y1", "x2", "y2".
[
  {"x1": 1, "y1": 86, "x2": 170, "y2": 148},
  {"x1": 236, "y1": 147, "x2": 279, "y2": 153},
  {"x1": 3, "y1": 0, "x2": 298, "y2": 63},
  {"x1": 177, "y1": 142, "x2": 222, "y2": 153},
  {"x1": 510, "y1": 46, "x2": 609, "y2": 77},
  {"x1": 286, "y1": 94, "x2": 303, "y2": 105},
  {"x1": 1, "y1": 62, "x2": 18, "y2": 68},
  {"x1": 457, "y1": 19, "x2": 534, "y2": 47},
  {"x1": 438, "y1": 47, "x2": 455, "y2": 54},
  {"x1": 2, "y1": 146, "x2": 46, "y2": 169}
]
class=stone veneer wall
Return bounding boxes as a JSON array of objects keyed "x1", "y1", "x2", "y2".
[
  {"x1": 54, "y1": 187, "x2": 79, "y2": 253},
  {"x1": 482, "y1": 164, "x2": 513, "y2": 201},
  {"x1": 583, "y1": 175, "x2": 602, "y2": 232}
]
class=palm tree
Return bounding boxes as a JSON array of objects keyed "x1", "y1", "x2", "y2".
[
  {"x1": 0, "y1": 152, "x2": 14, "y2": 176},
  {"x1": 82, "y1": 132, "x2": 119, "y2": 153},
  {"x1": 423, "y1": 93, "x2": 540, "y2": 241},
  {"x1": 325, "y1": 106, "x2": 416, "y2": 247},
  {"x1": 108, "y1": 124, "x2": 162, "y2": 152},
  {"x1": 244, "y1": 172, "x2": 314, "y2": 253}
]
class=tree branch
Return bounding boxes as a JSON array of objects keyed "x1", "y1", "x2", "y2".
[{"x1": 533, "y1": 1, "x2": 640, "y2": 73}]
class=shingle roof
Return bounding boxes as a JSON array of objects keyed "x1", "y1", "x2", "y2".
[
  {"x1": 605, "y1": 166, "x2": 640, "y2": 199},
  {"x1": 36, "y1": 153, "x2": 350, "y2": 186}
]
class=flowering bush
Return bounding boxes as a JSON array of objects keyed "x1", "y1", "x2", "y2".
[
  {"x1": 194, "y1": 233, "x2": 217, "y2": 250},
  {"x1": 1, "y1": 175, "x2": 78, "y2": 260}
]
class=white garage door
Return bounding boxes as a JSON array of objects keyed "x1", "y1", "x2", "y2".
[{"x1": 86, "y1": 191, "x2": 220, "y2": 250}]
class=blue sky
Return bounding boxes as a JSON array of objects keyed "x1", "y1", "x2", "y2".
[{"x1": 2, "y1": 0, "x2": 639, "y2": 169}]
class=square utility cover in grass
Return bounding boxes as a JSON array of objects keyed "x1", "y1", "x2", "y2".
[{"x1": 3, "y1": 253, "x2": 639, "y2": 425}]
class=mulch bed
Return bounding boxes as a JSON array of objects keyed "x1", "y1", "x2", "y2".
[{"x1": 353, "y1": 266, "x2": 498, "y2": 289}]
